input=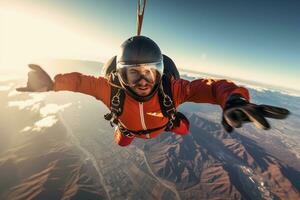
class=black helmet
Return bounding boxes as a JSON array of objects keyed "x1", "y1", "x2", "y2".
[{"x1": 116, "y1": 36, "x2": 164, "y2": 101}]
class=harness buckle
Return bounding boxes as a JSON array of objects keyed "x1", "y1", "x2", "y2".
[
  {"x1": 124, "y1": 132, "x2": 135, "y2": 138},
  {"x1": 112, "y1": 89, "x2": 121, "y2": 106},
  {"x1": 109, "y1": 121, "x2": 114, "y2": 128},
  {"x1": 163, "y1": 95, "x2": 173, "y2": 107},
  {"x1": 104, "y1": 113, "x2": 113, "y2": 120},
  {"x1": 111, "y1": 107, "x2": 121, "y2": 114},
  {"x1": 167, "y1": 121, "x2": 174, "y2": 130},
  {"x1": 119, "y1": 125, "x2": 135, "y2": 138},
  {"x1": 166, "y1": 108, "x2": 176, "y2": 118}
]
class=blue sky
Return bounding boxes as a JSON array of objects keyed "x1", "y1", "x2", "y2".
[{"x1": 1, "y1": 0, "x2": 299, "y2": 91}]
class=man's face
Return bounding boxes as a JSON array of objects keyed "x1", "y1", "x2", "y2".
[{"x1": 126, "y1": 66, "x2": 157, "y2": 96}]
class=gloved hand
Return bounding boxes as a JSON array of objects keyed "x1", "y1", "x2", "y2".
[
  {"x1": 16, "y1": 64, "x2": 54, "y2": 92},
  {"x1": 222, "y1": 94, "x2": 290, "y2": 132}
]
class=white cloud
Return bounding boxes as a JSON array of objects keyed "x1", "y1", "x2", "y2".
[
  {"x1": 0, "y1": 85, "x2": 11, "y2": 91},
  {"x1": 20, "y1": 115, "x2": 58, "y2": 133},
  {"x1": 180, "y1": 69, "x2": 300, "y2": 98},
  {"x1": 8, "y1": 99, "x2": 41, "y2": 110},
  {"x1": 8, "y1": 93, "x2": 46, "y2": 110},
  {"x1": 240, "y1": 82, "x2": 300, "y2": 97},
  {"x1": 20, "y1": 126, "x2": 32, "y2": 133},
  {"x1": 18, "y1": 103, "x2": 72, "y2": 133},
  {"x1": 28, "y1": 93, "x2": 47, "y2": 99},
  {"x1": 32, "y1": 115, "x2": 58, "y2": 132},
  {"x1": 40, "y1": 103, "x2": 72, "y2": 117},
  {"x1": 240, "y1": 84, "x2": 268, "y2": 93},
  {"x1": 8, "y1": 89, "x2": 21, "y2": 97},
  {"x1": 31, "y1": 103, "x2": 41, "y2": 112},
  {"x1": 278, "y1": 91, "x2": 300, "y2": 98},
  {"x1": 0, "y1": 74, "x2": 21, "y2": 82},
  {"x1": 9, "y1": 92, "x2": 72, "y2": 133}
]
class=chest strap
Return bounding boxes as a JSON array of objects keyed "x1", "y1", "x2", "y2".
[{"x1": 118, "y1": 122, "x2": 169, "y2": 138}]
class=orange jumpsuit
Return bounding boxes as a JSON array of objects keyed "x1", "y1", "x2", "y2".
[{"x1": 54, "y1": 72, "x2": 249, "y2": 146}]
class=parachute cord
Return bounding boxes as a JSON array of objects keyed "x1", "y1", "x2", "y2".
[{"x1": 137, "y1": 0, "x2": 146, "y2": 36}]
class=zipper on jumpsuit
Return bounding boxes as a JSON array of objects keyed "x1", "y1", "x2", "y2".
[{"x1": 139, "y1": 102, "x2": 150, "y2": 138}]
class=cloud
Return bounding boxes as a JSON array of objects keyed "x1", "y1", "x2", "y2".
[
  {"x1": 20, "y1": 126, "x2": 32, "y2": 133},
  {"x1": 8, "y1": 89, "x2": 21, "y2": 97},
  {"x1": 278, "y1": 91, "x2": 300, "y2": 98},
  {"x1": 32, "y1": 115, "x2": 58, "y2": 132},
  {"x1": 10, "y1": 94, "x2": 73, "y2": 133},
  {"x1": 239, "y1": 82, "x2": 300, "y2": 97},
  {"x1": 0, "y1": 74, "x2": 21, "y2": 82},
  {"x1": 20, "y1": 115, "x2": 58, "y2": 133},
  {"x1": 8, "y1": 93, "x2": 46, "y2": 110},
  {"x1": 31, "y1": 103, "x2": 41, "y2": 112},
  {"x1": 241, "y1": 84, "x2": 268, "y2": 93},
  {"x1": 40, "y1": 103, "x2": 72, "y2": 117},
  {"x1": 0, "y1": 85, "x2": 11, "y2": 91},
  {"x1": 8, "y1": 99, "x2": 40, "y2": 110},
  {"x1": 180, "y1": 69, "x2": 300, "y2": 98}
]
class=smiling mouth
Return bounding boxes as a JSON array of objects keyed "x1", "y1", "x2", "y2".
[{"x1": 137, "y1": 87, "x2": 149, "y2": 91}]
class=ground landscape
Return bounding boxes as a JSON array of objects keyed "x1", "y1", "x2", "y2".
[{"x1": 0, "y1": 60, "x2": 299, "y2": 200}]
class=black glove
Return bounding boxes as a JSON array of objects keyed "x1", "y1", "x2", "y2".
[
  {"x1": 16, "y1": 64, "x2": 54, "y2": 92},
  {"x1": 222, "y1": 94, "x2": 290, "y2": 132}
]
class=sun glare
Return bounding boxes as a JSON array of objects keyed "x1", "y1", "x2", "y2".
[{"x1": 0, "y1": 9, "x2": 116, "y2": 70}]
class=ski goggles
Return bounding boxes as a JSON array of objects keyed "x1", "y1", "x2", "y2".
[{"x1": 117, "y1": 61, "x2": 164, "y2": 86}]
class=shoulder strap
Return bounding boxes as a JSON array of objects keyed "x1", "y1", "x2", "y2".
[
  {"x1": 104, "y1": 74, "x2": 126, "y2": 126},
  {"x1": 162, "y1": 55, "x2": 180, "y2": 79},
  {"x1": 110, "y1": 74, "x2": 125, "y2": 117},
  {"x1": 102, "y1": 55, "x2": 126, "y2": 118},
  {"x1": 102, "y1": 56, "x2": 117, "y2": 78},
  {"x1": 158, "y1": 75, "x2": 176, "y2": 122},
  {"x1": 159, "y1": 54, "x2": 179, "y2": 118}
]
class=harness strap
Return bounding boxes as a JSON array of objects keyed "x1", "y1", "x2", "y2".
[
  {"x1": 158, "y1": 75, "x2": 177, "y2": 130},
  {"x1": 118, "y1": 122, "x2": 168, "y2": 138},
  {"x1": 110, "y1": 73, "x2": 125, "y2": 116},
  {"x1": 104, "y1": 73, "x2": 126, "y2": 127}
]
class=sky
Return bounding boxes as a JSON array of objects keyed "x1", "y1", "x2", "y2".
[{"x1": 0, "y1": 0, "x2": 299, "y2": 91}]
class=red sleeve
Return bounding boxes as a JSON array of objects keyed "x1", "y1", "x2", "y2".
[
  {"x1": 53, "y1": 72, "x2": 111, "y2": 107},
  {"x1": 172, "y1": 78, "x2": 250, "y2": 109}
]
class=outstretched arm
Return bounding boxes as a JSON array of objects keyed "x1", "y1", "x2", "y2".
[
  {"x1": 172, "y1": 78, "x2": 249, "y2": 108},
  {"x1": 172, "y1": 78, "x2": 289, "y2": 132},
  {"x1": 53, "y1": 72, "x2": 111, "y2": 104},
  {"x1": 17, "y1": 64, "x2": 111, "y2": 106}
]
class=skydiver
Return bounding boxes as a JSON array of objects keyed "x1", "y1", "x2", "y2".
[{"x1": 17, "y1": 36, "x2": 290, "y2": 147}]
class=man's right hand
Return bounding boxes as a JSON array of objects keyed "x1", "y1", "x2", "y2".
[{"x1": 16, "y1": 64, "x2": 54, "y2": 92}]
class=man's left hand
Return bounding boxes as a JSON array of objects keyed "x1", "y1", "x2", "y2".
[{"x1": 222, "y1": 94, "x2": 290, "y2": 132}]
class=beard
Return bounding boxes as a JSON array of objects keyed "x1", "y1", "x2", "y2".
[{"x1": 131, "y1": 83, "x2": 154, "y2": 96}]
